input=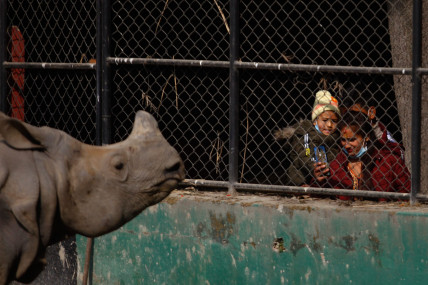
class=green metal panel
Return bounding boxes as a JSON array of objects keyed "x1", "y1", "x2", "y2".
[{"x1": 77, "y1": 192, "x2": 428, "y2": 284}]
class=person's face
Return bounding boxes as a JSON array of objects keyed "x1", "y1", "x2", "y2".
[
  {"x1": 340, "y1": 126, "x2": 367, "y2": 156},
  {"x1": 314, "y1": 110, "x2": 339, "y2": 136}
]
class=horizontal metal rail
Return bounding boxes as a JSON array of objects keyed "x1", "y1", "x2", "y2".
[
  {"x1": 179, "y1": 179, "x2": 428, "y2": 202},
  {"x1": 237, "y1": 62, "x2": 415, "y2": 75},
  {"x1": 107, "y1": 57, "x2": 229, "y2": 69},
  {"x1": 4, "y1": 58, "x2": 428, "y2": 76},
  {"x1": 3, "y1": 62, "x2": 96, "y2": 69},
  {"x1": 105, "y1": 57, "x2": 428, "y2": 75}
]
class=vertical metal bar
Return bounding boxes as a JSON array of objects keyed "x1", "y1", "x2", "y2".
[
  {"x1": 95, "y1": 0, "x2": 102, "y2": 146},
  {"x1": 82, "y1": 236, "x2": 93, "y2": 285},
  {"x1": 228, "y1": 0, "x2": 239, "y2": 194},
  {"x1": 101, "y1": 0, "x2": 112, "y2": 145},
  {"x1": 410, "y1": 0, "x2": 422, "y2": 204},
  {"x1": 82, "y1": 3, "x2": 104, "y2": 285},
  {"x1": 0, "y1": 0, "x2": 7, "y2": 113}
]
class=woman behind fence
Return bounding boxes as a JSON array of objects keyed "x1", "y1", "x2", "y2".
[
  {"x1": 313, "y1": 111, "x2": 410, "y2": 199},
  {"x1": 340, "y1": 88, "x2": 404, "y2": 160},
  {"x1": 274, "y1": 90, "x2": 341, "y2": 186}
]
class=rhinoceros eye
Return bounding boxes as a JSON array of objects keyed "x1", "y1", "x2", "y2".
[
  {"x1": 115, "y1": 162, "x2": 124, "y2": 170},
  {"x1": 110, "y1": 154, "x2": 128, "y2": 181}
]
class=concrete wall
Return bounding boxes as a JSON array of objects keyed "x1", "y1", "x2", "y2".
[{"x1": 76, "y1": 191, "x2": 428, "y2": 284}]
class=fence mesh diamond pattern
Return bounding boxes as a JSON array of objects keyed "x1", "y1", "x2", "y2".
[{"x1": 4, "y1": 0, "x2": 420, "y2": 200}]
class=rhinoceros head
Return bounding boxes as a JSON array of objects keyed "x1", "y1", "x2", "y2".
[
  {"x1": 0, "y1": 111, "x2": 185, "y2": 238},
  {"x1": 61, "y1": 111, "x2": 185, "y2": 236}
]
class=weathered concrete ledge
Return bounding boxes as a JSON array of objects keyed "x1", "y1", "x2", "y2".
[{"x1": 77, "y1": 190, "x2": 428, "y2": 284}]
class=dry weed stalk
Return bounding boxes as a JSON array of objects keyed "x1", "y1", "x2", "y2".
[
  {"x1": 213, "y1": 0, "x2": 230, "y2": 34},
  {"x1": 240, "y1": 103, "x2": 249, "y2": 183},
  {"x1": 332, "y1": 80, "x2": 344, "y2": 97},
  {"x1": 281, "y1": 53, "x2": 294, "y2": 63},
  {"x1": 319, "y1": 77, "x2": 329, "y2": 90},
  {"x1": 142, "y1": 91, "x2": 158, "y2": 113},
  {"x1": 210, "y1": 131, "x2": 224, "y2": 174},
  {"x1": 173, "y1": 60, "x2": 179, "y2": 109},
  {"x1": 159, "y1": 74, "x2": 173, "y2": 110},
  {"x1": 158, "y1": 70, "x2": 179, "y2": 110},
  {"x1": 79, "y1": 53, "x2": 87, "y2": 63},
  {"x1": 318, "y1": 77, "x2": 345, "y2": 98},
  {"x1": 155, "y1": 0, "x2": 170, "y2": 34}
]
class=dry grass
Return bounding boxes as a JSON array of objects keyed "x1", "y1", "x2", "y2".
[
  {"x1": 159, "y1": 74, "x2": 173, "y2": 110},
  {"x1": 158, "y1": 66, "x2": 179, "y2": 110},
  {"x1": 318, "y1": 76, "x2": 345, "y2": 99},
  {"x1": 142, "y1": 91, "x2": 158, "y2": 113},
  {"x1": 210, "y1": 131, "x2": 225, "y2": 174},
  {"x1": 173, "y1": 62, "x2": 179, "y2": 109},
  {"x1": 281, "y1": 53, "x2": 294, "y2": 63},
  {"x1": 155, "y1": 0, "x2": 170, "y2": 34},
  {"x1": 240, "y1": 103, "x2": 249, "y2": 183},
  {"x1": 213, "y1": 0, "x2": 230, "y2": 35}
]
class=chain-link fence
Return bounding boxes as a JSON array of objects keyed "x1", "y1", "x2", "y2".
[{"x1": 1, "y1": 0, "x2": 426, "y2": 202}]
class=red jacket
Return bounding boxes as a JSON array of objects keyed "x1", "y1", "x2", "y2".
[{"x1": 318, "y1": 142, "x2": 410, "y2": 198}]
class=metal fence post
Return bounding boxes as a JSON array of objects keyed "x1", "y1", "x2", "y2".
[
  {"x1": 82, "y1": 3, "x2": 104, "y2": 285},
  {"x1": 101, "y1": 0, "x2": 112, "y2": 145},
  {"x1": 228, "y1": 0, "x2": 240, "y2": 195},
  {"x1": 0, "y1": 0, "x2": 7, "y2": 113},
  {"x1": 96, "y1": 0, "x2": 103, "y2": 146},
  {"x1": 411, "y1": 0, "x2": 422, "y2": 204}
]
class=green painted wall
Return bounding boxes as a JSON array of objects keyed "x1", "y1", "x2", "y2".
[{"x1": 77, "y1": 191, "x2": 428, "y2": 284}]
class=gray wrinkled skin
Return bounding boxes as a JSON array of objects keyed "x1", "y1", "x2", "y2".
[{"x1": 0, "y1": 111, "x2": 185, "y2": 284}]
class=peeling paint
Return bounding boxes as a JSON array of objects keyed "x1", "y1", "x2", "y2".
[
  {"x1": 305, "y1": 268, "x2": 312, "y2": 280},
  {"x1": 186, "y1": 248, "x2": 192, "y2": 262},
  {"x1": 230, "y1": 253, "x2": 237, "y2": 268},
  {"x1": 58, "y1": 243, "x2": 67, "y2": 268},
  {"x1": 122, "y1": 249, "x2": 127, "y2": 258},
  {"x1": 148, "y1": 204, "x2": 159, "y2": 213},
  {"x1": 320, "y1": 252, "x2": 327, "y2": 266}
]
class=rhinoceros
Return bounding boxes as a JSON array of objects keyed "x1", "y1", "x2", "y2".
[{"x1": 0, "y1": 111, "x2": 185, "y2": 284}]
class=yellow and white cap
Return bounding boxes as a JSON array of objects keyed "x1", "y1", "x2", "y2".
[{"x1": 311, "y1": 90, "x2": 340, "y2": 121}]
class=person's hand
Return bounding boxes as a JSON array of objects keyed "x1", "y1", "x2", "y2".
[{"x1": 313, "y1": 162, "x2": 330, "y2": 182}]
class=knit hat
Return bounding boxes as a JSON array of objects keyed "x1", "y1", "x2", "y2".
[{"x1": 311, "y1": 90, "x2": 341, "y2": 121}]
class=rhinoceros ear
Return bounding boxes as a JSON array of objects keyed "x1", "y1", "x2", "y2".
[
  {"x1": 0, "y1": 113, "x2": 45, "y2": 150},
  {"x1": 130, "y1": 111, "x2": 162, "y2": 137}
]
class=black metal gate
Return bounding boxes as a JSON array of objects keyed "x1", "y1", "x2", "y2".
[{"x1": 1, "y1": 0, "x2": 426, "y2": 202}]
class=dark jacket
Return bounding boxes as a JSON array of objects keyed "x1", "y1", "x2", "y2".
[{"x1": 278, "y1": 120, "x2": 340, "y2": 186}]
